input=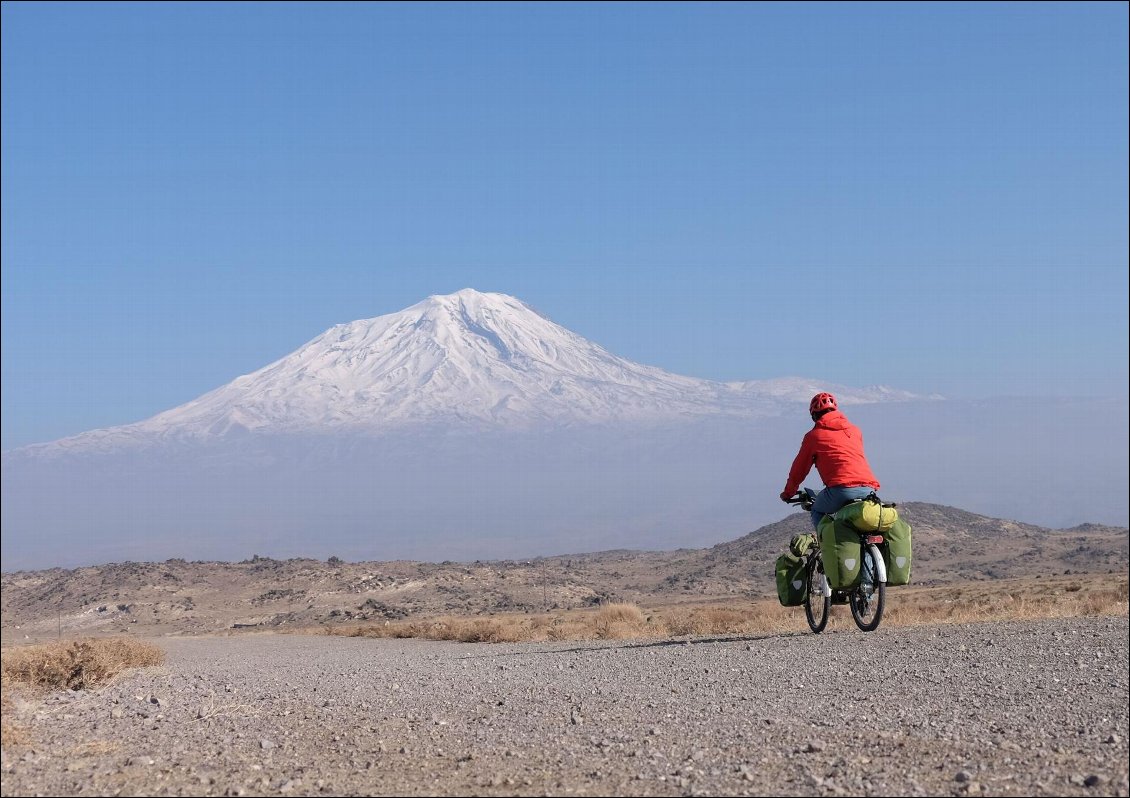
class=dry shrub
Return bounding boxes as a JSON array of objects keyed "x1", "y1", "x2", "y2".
[
  {"x1": 592, "y1": 602, "x2": 650, "y2": 640},
  {"x1": 594, "y1": 603, "x2": 645, "y2": 624},
  {"x1": 1, "y1": 638, "x2": 164, "y2": 692}
]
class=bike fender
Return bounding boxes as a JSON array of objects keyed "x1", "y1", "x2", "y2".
[{"x1": 868, "y1": 544, "x2": 888, "y2": 583}]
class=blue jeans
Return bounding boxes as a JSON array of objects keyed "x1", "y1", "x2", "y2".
[{"x1": 811, "y1": 486, "x2": 876, "y2": 530}]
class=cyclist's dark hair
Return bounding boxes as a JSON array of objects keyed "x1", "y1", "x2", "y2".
[{"x1": 811, "y1": 409, "x2": 834, "y2": 420}]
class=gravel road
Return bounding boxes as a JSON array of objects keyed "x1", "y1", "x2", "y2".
[{"x1": 2, "y1": 616, "x2": 1127, "y2": 797}]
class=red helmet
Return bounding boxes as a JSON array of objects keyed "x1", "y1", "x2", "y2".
[{"x1": 809, "y1": 392, "x2": 837, "y2": 415}]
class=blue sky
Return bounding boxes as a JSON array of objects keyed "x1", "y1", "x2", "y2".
[{"x1": 2, "y1": 2, "x2": 1127, "y2": 450}]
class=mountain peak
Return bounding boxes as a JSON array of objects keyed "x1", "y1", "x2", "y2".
[
  {"x1": 405, "y1": 289, "x2": 547, "y2": 339},
  {"x1": 425, "y1": 287, "x2": 510, "y2": 304}
]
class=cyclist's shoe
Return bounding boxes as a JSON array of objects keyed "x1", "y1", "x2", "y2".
[{"x1": 831, "y1": 591, "x2": 850, "y2": 605}]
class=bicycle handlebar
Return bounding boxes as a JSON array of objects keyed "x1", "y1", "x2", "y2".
[{"x1": 784, "y1": 488, "x2": 816, "y2": 511}]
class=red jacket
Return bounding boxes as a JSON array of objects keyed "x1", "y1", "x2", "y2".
[{"x1": 782, "y1": 409, "x2": 880, "y2": 496}]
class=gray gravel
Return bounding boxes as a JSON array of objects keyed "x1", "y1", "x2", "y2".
[{"x1": 2, "y1": 616, "x2": 1128, "y2": 797}]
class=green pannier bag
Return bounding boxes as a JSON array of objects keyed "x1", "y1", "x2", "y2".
[
  {"x1": 818, "y1": 515, "x2": 862, "y2": 590},
  {"x1": 882, "y1": 518, "x2": 913, "y2": 586},
  {"x1": 775, "y1": 552, "x2": 808, "y2": 606},
  {"x1": 835, "y1": 495, "x2": 899, "y2": 533}
]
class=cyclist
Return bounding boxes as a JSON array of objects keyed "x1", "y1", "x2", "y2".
[{"x1": 780, "y1": 392, "x2": 881, "y2": 530}]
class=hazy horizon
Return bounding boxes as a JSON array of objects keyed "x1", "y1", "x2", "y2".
[{"x1": 4, "y1": 397, "x2": 1126, "y2": 572}]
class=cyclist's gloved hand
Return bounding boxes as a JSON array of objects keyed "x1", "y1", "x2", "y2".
[{"x1": 780, "y1": 491, "x2": 792, "y2": 502}]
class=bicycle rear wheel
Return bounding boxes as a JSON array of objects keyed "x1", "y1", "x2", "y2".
[
  {"x1": 849, "y1": 547, "x2": 885, "y2": 632},
  {"x1": 804, "y1": 556, "x2": 830, "y2": 633}
]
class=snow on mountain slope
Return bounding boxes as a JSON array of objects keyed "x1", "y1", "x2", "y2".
[{"x1": 8, "y1": 289, "x2": 925, "y2": 456}]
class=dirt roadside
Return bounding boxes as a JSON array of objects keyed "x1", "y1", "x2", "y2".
[{"x1": 2, "y1": 616, "x2": 1127, "y2": 797}]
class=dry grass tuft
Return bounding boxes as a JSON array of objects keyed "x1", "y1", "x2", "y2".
[{"x1": 1, "y1": 638, "x2": 165, "y2": 692}]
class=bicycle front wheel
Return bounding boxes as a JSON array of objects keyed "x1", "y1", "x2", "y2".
[
  {"x1": 849, "y1": 547, "x2": 885, "y2": 632},
  {"x1": 805, "y1": 556, "x2": 830, "y2": 633}
]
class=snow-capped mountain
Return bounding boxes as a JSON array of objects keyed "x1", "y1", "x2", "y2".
[{"x1": 11, "y1": 289, "x2": 925, "y2": 456}]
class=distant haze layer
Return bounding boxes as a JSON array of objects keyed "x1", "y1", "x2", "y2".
[{"x1": 1, "y1": 291, "x2": 1124, "y2": 570}]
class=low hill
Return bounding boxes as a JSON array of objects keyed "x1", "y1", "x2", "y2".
[{"x1": 691, "y1": 502, "x2": 1128, "y2": 588}]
